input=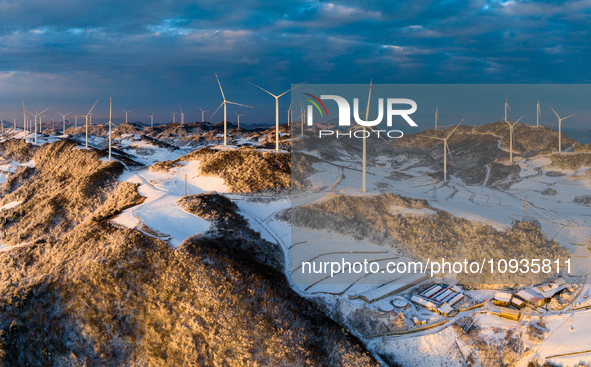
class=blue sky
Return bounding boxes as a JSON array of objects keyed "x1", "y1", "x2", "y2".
[{"x1": 0, "y1": 0, "x2": 589, "y2": 127}]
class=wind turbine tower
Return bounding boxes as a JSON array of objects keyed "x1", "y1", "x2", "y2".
[
  {"x1": 550, "y1": 107, "x2": 574, "y2": 153},
  {"x1": 148, "y1": 111, "x2": 155, "y2": 128},
  {"x1": 107, "y1": 98, "x2": 117, "y2": 160},
  {"x1": 247, "y1": 80, "x2": 305, "y2": 151},
  {"x1": 84, "y1": 100, "x2": 99, "y2": 148},
  {"x1": 179, "y1": 106, "x2": 185, "y2": 125},
  {"x1": 300, "y1": 102, "x2": 305, "y2": 137},
  {"x1": 435, "y1": 106, "x2": 438, "y2": 130},
  {"x1": 11, "y1": 117, "x2": 20, "y2": 131},
  {"x1": 22, "y1": 100, "x2": 28, "y2": 140},
  {"x1": 536, "y1": 100, "x2": 541, "y2": 127},
  {"x1": 361, "y1": 80, "x2": 373, "y2": 193}
]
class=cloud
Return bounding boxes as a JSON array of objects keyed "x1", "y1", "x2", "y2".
[{"x1": 0, "y1": 0, "x2": 589, "y2": 124}]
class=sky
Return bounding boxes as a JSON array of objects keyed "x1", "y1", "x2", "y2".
[{"x1": 0, "y1": 0, "x2": 590, "y2": 127}]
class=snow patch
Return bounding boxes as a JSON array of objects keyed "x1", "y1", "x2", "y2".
[
  {"x1": 0, "y1": 201, "x2": 23, "y2": 211},
  {"x1": 389, "y1": 206, "x2": 436, "y2": 217}
]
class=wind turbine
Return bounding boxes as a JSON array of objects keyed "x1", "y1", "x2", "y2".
[
  {"x1": 300, "y1": 101, "x2": 305, "y2": 137},
  {"x1": 287, "y1": 102, "x2": 292, "y2": 127},
  {"x1": 148, "y1": 111, "x2": 155, "y2": 128},
  {"x1": 122, "y1": 109, "x2": 132, "y2": 124},
  {"x1": 435, "y1": 106, "x2": 438, "y2": 130},
  {"x1": 503, "y1": 115, "x2": 523, "y2": 163},
  {"x1": 107, "y1": 98, "x2": 117, "y2": 160},
  {"x1": 550, "y1": 107, "x2": 574, "y2": 153},
  {"x1": 27, "y1": 107, "x2": 51, "y2": 144},
  {"x1": 536, "y1": 100, "x2": 541, "y2": 127},
  {"x1": 211, "y1": 73, "x2": 252, "y2": 147},
  {"x1": 426, "y1": 118, "x2": 465, "y2": 182},
  {"x1": 360, "y1": 80, "x2": 374, "y2": 192},
  {"x1": 199, "y1": 108, "x2": 208, "y2": 122},
  {"x1": 11, "y1": 117, "x2": 21, "y2": 131},
  {"x1": 55, "y1": 110, "x2": 72, "y2": 133},
  {"x1": 84, "y1": 100, "x2": 99, "y2": 148},
  {"x1": 247, "y1": 80, "x2": 305, "y2": 151},
  {"x1": 234, "y1": 111, "x2": 245, "y2": 129},
  {"x1": 504, "y1": 96, "x2": 511, "y2": 122},
  {"x1": 22, "y1": 100, "x2": 28, "y2": 140},
  {"x1": 170, "y1": 111, "x2": 177, "y2": 124},
  {"x1": 179, "y1": 106, "x2": 185, "y2": 125}
]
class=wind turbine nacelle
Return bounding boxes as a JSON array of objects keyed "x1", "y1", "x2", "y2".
[{"x1": 306, "y1": 96, "x2": 418, "y2": 127}]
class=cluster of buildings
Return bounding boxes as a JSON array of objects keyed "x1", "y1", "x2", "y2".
[
  {"x1": 410, "y1": 284, "x2": 465, "y2": 317},
  {"x1": 492, "y1": 277, "x2": 568, "y2": 320},
  {"x1": 408, "y1": 278, "x2": 569, "y2": 323}
]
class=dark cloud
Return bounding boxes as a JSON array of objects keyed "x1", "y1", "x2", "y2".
[{"x1": 0, "y1": 0, "x2": 589, "y2": 126}]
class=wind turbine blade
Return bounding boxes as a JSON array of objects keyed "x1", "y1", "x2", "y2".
[
  {"x1": 247, "y1": 81, "x2": 276, "y2": 97},
  {"x1": 446, "y1": 141, "x2": 456, "y2": 168},
  {"x1": 277, "y1": 81, "x2": 307, "y2": 98},
  {"x1": 550, "y1": 107, "x2": 560, "y2": 119},
  {"x1": 41, "y1": 107, "x2": 52, "y2": 115},
  {"x1": 446, "y1": 118, "x2": 465, "y2": 139},
  {"x1": 425, "y1": 136, "x2": 445, "y2": 141},
  {"x1": 507, "y1": 104, "x2": 511, "y2": 112},
  {"x1": 88, "y1": 100, "x2": 99, "y2": 115},
  {"x1": 210, "y1": 102, "x2": 225, "y2": 121},
  {"x1": 515, "y1": 115, "x2": 524, "y2": 124},
  {"x1": 215, "y1": 73, "x2": 226, "y2": 101},
  {"x1": 563, "y1": 114, "x2": 574, "y2": 120},
  {"x1": 226, "y1": 101, "x2": 253, "y2": 108}
]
